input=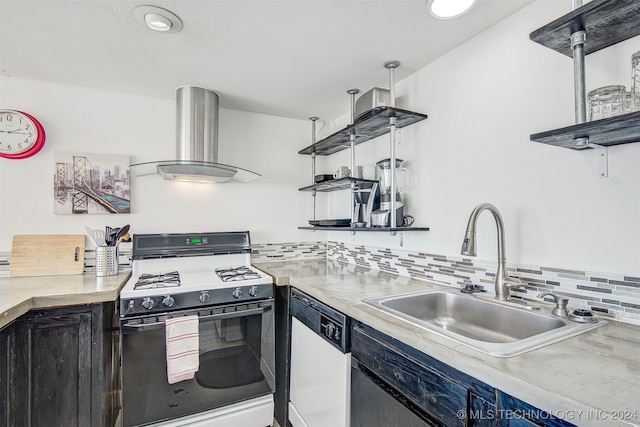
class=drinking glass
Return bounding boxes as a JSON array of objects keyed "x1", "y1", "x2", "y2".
[
  {"x1": 588, "y1": 85, "x2": 626, "y2": 120},
  {"x1": 632, "y1": 51, "x2": 640, "y2": 112}
]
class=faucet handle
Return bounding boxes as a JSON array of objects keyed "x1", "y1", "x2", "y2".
[
  {"x1": 538, "y1": 292, "x2": 569, "y2": 317},
  {"x1": 504, "y1": 276, "x2": 525, "y2": 290}
]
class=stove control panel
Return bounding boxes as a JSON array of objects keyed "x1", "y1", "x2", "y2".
[
  {"x1": 162, "y1": 295, "x2": 175, "y2": 308},
  {"x1": 120, "y1": 283, "x2": 273, "y2": 316},
  {"x1": 199, "y1": 291, "x2": 211, "y2": 303},
  {"x1": 142, "y1": 297, "x2": 155, "y2": 310}
]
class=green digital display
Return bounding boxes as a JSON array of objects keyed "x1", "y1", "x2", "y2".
[{"x1": 190, "y1": 238, "x2": 202, "y2": 244}]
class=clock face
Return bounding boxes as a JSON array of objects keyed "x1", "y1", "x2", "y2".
[{"x1": 0, "y1": 110, "x2": 46, "y2": 159}]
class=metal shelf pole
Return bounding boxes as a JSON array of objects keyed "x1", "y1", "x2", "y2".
[
  {"x1": 347, "y1": 89, "x2": 360, "y2": 227},
  {"x1": 570, "y1": 0, "x2": 608, "y2": 177},
  {"x1": 385, "y1": 60, "x2": 400, "y2": 234},
  {"x1": 309, "y1": 117, "x2": 318, "y2": 220}
]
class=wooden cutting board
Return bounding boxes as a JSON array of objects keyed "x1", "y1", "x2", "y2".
[{"x1": 10, "y1": 234, "x2": 86, "y2": 277}]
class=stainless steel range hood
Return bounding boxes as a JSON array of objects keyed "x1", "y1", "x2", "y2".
[{"x1": 130, "y1": 86, "x2": 261, "y2": 183}]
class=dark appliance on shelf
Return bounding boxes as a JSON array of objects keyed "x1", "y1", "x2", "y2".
[{"x1": 353, "y1": 181, "x2": 380, "y2": 227}]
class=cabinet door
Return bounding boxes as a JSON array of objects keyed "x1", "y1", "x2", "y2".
[
  {"x1": 351, "y1": 362, "x2": 437, "y2": 427},
  {"x1": 497, "y1": 391, "x2": 576, "y2": 427},
  {"x1": 351, "y1": 323, "x2": 496, "y2": 427},
  {"x1": 11, "y1": 308, "x2": 93, "y2": 427},
  {"x1": 0, "y1": 323, "x2": 11, "y2": 426}
]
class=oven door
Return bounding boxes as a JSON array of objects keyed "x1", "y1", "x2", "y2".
[{"x1": 120, "y1": 300, "x2": 275, "y2": 427}]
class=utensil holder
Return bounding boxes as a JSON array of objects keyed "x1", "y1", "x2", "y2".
[{"x1": 95, "y1": 246, "x2": 118, "y2": 277}]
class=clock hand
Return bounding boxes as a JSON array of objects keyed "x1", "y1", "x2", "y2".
[{"x1": 0, "y1": 129, "x2": 31, "y2": 135}]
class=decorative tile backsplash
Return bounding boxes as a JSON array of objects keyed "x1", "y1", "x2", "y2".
[
  {"x1": 251, "y1": 241, "x2": 327, "y2": 261},
  {"x1": 3, "y1": 239, "x2": 639, "y2": 326},
  {"x1": 328, "y1": 241, "x2": 640, "y2": 325}
]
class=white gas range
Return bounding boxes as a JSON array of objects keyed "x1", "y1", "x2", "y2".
[
  {"x1": 120, "y1": 232, "x2": 273, "y2": 317},
  {"x1": 119, "y1": 232, "x2": 275, "y2": 427}
]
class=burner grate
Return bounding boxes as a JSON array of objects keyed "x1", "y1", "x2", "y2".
[
  {"x1": 134, "y1": 271, "x2": 181, "y2": 289},
  {"x1": 215, "y1": 266, "x2": 261, "y2": 282}
]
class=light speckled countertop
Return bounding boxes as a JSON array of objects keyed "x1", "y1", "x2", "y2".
[
  {"x1": 256, "y1": 259, "x2": 640, "y2": 427},
  {"x1": 0, "y1": 269, "x2": 131, "y2": 329}
]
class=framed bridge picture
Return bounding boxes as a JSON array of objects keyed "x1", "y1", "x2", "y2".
[{"x1": 54, "y1": 151, "x2": 131, "y2": 215}]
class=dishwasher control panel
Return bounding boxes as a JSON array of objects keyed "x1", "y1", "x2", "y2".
[
  {"x1": 320, "y1": 314, "x2": 344, "y2": 348},
  {"x1": 291, "y1": 288, "x2": 350, "y2": 353}
]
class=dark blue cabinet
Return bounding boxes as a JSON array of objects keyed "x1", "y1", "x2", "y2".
[
  {"x1": 0, "y1": 303, "x2": 119, "y2": 427},
  {"x1": 351, "y1": 321, "x2": 496, "y2": 427},
  {"x1": 497, "y1": 391, "x2": 576, "y2": 427}
]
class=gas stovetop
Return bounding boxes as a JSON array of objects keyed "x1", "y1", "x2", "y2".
[{"x1": 120, "y1": 232, "x2": 273, "y2": 317}]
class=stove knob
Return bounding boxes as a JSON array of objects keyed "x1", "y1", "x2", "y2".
[
  {"x1": 162, "y1": 295, "x2": 175, "y2": 308},
  {"x1": 127, "y1": 300, "x2": 135, "y2": 312},
  {"x1": 248, "y1": 286, "x2": 258, "y2": 297},
  {"x1": 232, "y1": 287, "x2": 243, "y2": 299},
  {"x1": 199, "y1": 292, "x2": 211, "y2": 304},
  {"x1": 142, "y1": 297, "x2": 155, "y2": 310}
]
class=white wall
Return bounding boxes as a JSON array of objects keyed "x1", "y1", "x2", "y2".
[
  {"x1": 325, "y1": 0, "x2": 640, "y2": 276},
  {"x1": 2, "y1": 0, "x2": 639, "y2": 277},
  {"x1": 0, "y1": 76, "x2": 314, "y2": 249}
]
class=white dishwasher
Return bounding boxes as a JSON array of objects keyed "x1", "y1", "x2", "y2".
[{"x1": 289, "y1": 289, "x2": 351, "y2": 427}]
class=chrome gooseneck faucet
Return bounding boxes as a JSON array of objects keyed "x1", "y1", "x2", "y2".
[{"x1": 461, "y1": 203, "x2": 524, "y2": 301}]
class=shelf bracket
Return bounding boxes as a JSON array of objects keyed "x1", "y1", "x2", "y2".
[
  {"x1": 592, "y1": 143, "x2": 609, "y2": 178},
  {"x1": 575, "y1": 137, "x2": 609, "y2": 178}
]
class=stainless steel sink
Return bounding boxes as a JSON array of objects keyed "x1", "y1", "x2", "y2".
[{"x1": 364, "y1": 289, "x2": 606, "y2": 357}]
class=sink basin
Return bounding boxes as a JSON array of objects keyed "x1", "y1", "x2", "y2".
[{"x1": 364, "y1": 289, "x2": 606, "y2": 357}]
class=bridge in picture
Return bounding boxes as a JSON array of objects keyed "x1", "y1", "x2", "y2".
[{"x1": 56, "y1": 155, "x2": 130, "y2": 214}]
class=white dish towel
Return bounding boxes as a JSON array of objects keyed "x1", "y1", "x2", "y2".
[{"x1": 165, "y1": 315, "x2": 200, "y2": 384}]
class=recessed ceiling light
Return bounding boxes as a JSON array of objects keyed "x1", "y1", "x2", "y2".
[
  {"x1": 427, "y1": 0, "x2": 477, "y2": 19},
  {"x1": 133, "y1": 5, "x2": 183, "y2": 33}
]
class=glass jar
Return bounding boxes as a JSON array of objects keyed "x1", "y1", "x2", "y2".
[
  {"x1": 632, "y1": 51, "x2": 640, "y2": 112},
  {"x1": 588, "y1": 85, "x2": 626, "y2": 120}
]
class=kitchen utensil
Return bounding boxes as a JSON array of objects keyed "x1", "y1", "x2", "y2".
[
  {"x1": 403, "y1": 215, "x2": 415, "y2": 227},
  {"x1": 333, "y1": 166, "x2": 351, "y2": 179},
  {"x1": 107, "y1": 228, "x2": 119, "y2": 246},
  {"x1": 85, "y1": 226, "x2": 98, "y2": 246},
  {"x1": 105, "y1": 226, "x2": 113, "y2": 245},
  {"x1": 357, "y1": 164, "x2": 377, "y2": 181},
  {"x1": 85, "y1": 226, "x2": 105, "y2": 247},
  {"x1": 588, "y1": 85, "x2": 626, "y2": 120},
  {"x1": 318, "y1": 219, "x2": 351, "y2": 227},
  {"x1": 353, "y1": 182, "x2": 379, "y2": 227},
  {"x1": 118, "y1": 232, "x2": 131, "y2": 244},
  {"x1": 355, "y1": 87, "x2": 390, "y2": 121},
  {"x1": 376, "y1": 158, "x2": 409, "y2": 197},
  {"x1": 370, "y1": 210, "x2": 389, "y2": 227},
  {"x1": 10, "y1": 234, "x2": 85, "y2": 277},
  {"x1": 633, "y1": 50, "x2": 640, "y2": 111},
  {"x1": 95, "y1": 246, "x2": 118, "y2": 276},
  {"x1": 115, "y1": 224, "x2": 130, "y2": 245},
  {"x1": 314, "y1": 174, "x2": 334, "y2": 184}
]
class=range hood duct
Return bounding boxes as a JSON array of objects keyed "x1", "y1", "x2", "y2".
[{"x1": 130, "y1": 86, "x2": 261, "y2": 183}]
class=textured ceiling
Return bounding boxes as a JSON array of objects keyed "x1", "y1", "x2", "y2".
[{"x1": 0, "y1": 0, "x2": 535, "y2": 121}]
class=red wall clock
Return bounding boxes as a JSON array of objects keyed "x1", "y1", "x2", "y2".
[{"x1": 0, "y1": 109, "x2": 46, "y2": 159}]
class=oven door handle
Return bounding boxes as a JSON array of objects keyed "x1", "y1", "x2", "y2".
[{"x1": 121, "y1": 306, "x2": 268, "y2": 332}]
